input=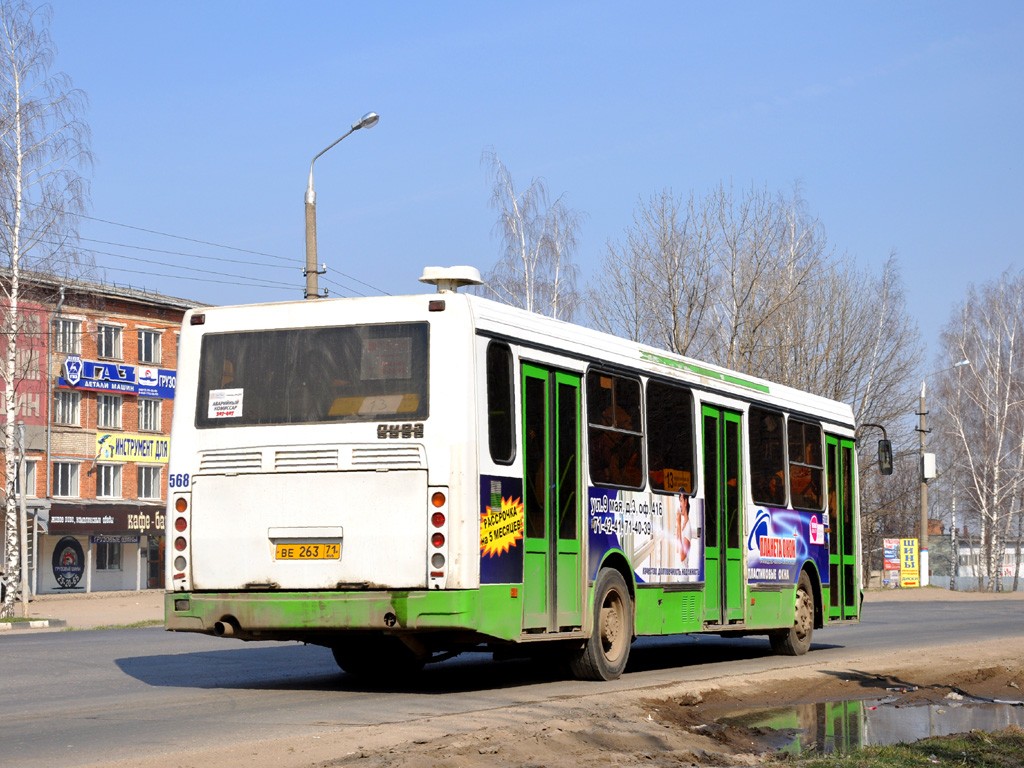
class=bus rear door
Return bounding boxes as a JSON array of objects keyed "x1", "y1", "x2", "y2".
[{"x1": 521, "y1": 364, "x2": 583, "y2": 632}]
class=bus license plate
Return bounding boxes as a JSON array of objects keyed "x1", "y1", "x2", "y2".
[{"x1": 275, "y1": 543, "x2": 340, "y2": 560}]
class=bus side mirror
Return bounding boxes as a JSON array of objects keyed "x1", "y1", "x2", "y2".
[{"x1": 878, "y1": 439, "x2": 893, "y2": 475}]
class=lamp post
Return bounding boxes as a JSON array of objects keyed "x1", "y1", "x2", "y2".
[
  {"x1": 304, "y1": 111, "x2": 379, "y2": 300},
  {"x1": 918, "y1": 358, "x2": 969, "y2": 586}
]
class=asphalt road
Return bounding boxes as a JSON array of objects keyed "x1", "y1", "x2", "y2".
[{"x1": 1, "y1": 599, "x2": 1020, "y2": 766}]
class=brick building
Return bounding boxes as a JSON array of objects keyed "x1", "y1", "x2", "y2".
[{"x1": 1, "y1": 275, "x2": 199, "y2": 594}]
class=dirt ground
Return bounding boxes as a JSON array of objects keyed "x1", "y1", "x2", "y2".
[{"x1": 96, "y1": 588, "x2": 1024, "y2": 768}]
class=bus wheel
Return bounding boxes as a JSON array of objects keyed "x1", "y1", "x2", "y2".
[
  {"x1": 331, "y1": 636, "x2": 425, "y2": 679},
  {"x1": 569, "y1": 568, "x2": 632, "y2": 681},
  {"x1": 770, "y1": 571, "x2": 814, "y2": 656}
]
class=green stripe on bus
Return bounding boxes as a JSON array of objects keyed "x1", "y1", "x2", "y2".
[{"x1": 640, "y1": 351, "x2": 770, "y2": 394}]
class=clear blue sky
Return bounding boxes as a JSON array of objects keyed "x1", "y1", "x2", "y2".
[{"x1": 48, "y1": 1, "x2": 1023, "y2": 365}]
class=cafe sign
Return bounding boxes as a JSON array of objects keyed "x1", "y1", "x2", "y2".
[{"x1": 49, "y1": 506, "x2": 165, "y2": 534}]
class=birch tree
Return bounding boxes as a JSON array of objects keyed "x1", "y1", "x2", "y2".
[
  {"x1": 934, "y1": 270, "x2": 1024, "y2": 590},
  {"x1": 480, "y1": 149, "x2": 584, "y2": 320},
  {"x1": 0, "y1": 0, "x2": 90, "y2": 618}
]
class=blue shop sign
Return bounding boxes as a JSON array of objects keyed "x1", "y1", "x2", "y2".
[
  {"x1": 137, "y1": 366, "x2": 176, "y2": 399},
  {"x1": 59, "y1": 355, "x2": 176, "y2": 398}
]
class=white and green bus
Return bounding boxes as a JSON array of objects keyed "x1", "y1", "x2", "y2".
[{"x1": 165, "y1": 267, "x2": 865, "y2": 681}]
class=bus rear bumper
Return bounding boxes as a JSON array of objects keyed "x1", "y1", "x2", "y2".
[{"x1": 165, "y1": 590, "x2": 480, "y2": 637}]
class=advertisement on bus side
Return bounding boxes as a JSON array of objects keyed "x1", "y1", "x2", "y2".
[
  {"x1": 745, "y1": 507, "x2": 830, "y2": 585},
  {"x1": 587, "y1": 487, "x2": 704, "y2": 585},
  {"x1": 479, "y1": 475, "x2": 525, "y2": 584}
]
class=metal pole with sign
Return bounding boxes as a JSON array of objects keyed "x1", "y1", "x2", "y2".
[{"x1": 17, "y1": 422, "x2": 28, "y2": 616}]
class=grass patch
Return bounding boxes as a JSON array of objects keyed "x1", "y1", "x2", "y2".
[
  {"x1": 782, "y1": 727, "x2": 1024, "y2": 767},
  {"x1": 0, "y1": 616, "x2": 35, "y2": 623},
  {"x1": 62, "y1": 619, "x2": 164, "y2": 631}
]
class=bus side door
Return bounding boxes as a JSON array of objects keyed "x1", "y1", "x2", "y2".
[
  {"x1": 522, "y1": 364, "x2": 583, "y2": 632},
  {"x1": 702, "y1": 405, "x2": 744, "y2": 624},
  {"x1": 826, "y1": 435, "x2": 859, "y2": 621}
]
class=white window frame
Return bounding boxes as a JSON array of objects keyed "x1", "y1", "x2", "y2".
[
  {"x1": 97, "y1": 393, "x2": 122, "y2": 429},
  {"x1": 52, "y1": 462, "x2": 79, "y2": 498},
  {"x1": 53, "y1": 390, "x2": 81, "y2": 426},
  {"x1": 97, "y1": 323, "x2": 123, "y2": 360},
  {"x1": 54, "y1": 317, "x2": 82, "y2": 354},
  {"x1": 139, "y1": 398, "x2": 161, "y2": 432},
  {"x1": 137, "y1": 465, "x2": 162, "y2": 500},
  {"x1": 12, "y1": 460, "x2": 36, "y2": 497},
  {"x1": 96, "y1": 463, "x2": 122, "y2": 499},
  {"x1": 138, "y1": 329, "x2": 162, "y2": 365},
  {"x1": 96, "y1": 541, "x2": 122, "y2": 571}
]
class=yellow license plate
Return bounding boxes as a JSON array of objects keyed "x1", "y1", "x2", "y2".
[{"x1": 275, "y1": 542, "x2": 340, "y2": 560}]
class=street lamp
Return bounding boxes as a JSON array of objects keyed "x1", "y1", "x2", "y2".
[
  {"x1": 304, "y1": 111, "x2": 380, "y2": 300},
  {"x1": 918, "y1": 358, "x2": 969, "y2": 586}
]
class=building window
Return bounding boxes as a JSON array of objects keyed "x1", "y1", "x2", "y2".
[
  {"x1": 139, "y1": 398, "x2": 161, "y2": 432},
  {"x1": 55, "y1": 318, "x2": 81, "y2": 354},
  {"x1": 96, "y1": 541, "x2": 122, "y2": 571},
  {"x1": 12, "y1": 461, "x2": 36, "y2": 497},
  {"x1": 96, "y1": 464, "x2": 122, "y2": 498},
  {"x1": 138, "y1": 329, "x2": 161, "y2": 364},
  {"x1": 97, "y1": 324, "x2": 122, "y2": 359},
  {"x1": 53, "y1": 462, "x2": 79, "y2": 497},
  {"x1": 53, "y1": 390, "x2": 81, "y2": 425},
  {"x1": 97, "y1": 394, "x2": 122, "y2": 429},
  {"x1": 138, "y1": 465, "x2": 162, "y2": 500}
]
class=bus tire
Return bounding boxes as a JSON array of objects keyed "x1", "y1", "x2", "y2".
[
  {"x1": 569, "y1": 568, "x2": 632, "y2": 681},
  {"x1": 770, "y1": 570, "x2": 814, "y2": 656},
  {"x1": 331, "y1": 635, "x2": 424, "y2": 679}
]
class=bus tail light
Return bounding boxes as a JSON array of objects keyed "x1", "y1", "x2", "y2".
[
  {"x1": 169, "y1": 490, "x2": 191, "y2": 591},
  {"x1": 427, "y1": 486, "x2": 449, "y2": 588}
]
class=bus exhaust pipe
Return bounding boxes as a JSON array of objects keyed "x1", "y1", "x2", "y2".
[{"x1": 214, "y1": 619, "x2": 239, "y2": 637}]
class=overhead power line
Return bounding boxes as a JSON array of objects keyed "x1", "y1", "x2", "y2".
[
  {"x1": 66, "y1": 212, "x2": 392, "y2": 296},
  {"x1": 72, "y1": 212, "x2": 295, "y2": 263}
]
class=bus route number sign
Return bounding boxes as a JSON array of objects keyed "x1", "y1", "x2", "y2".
[{"x1": 377, "y1": 423, "x2": 424, "y2": 440}]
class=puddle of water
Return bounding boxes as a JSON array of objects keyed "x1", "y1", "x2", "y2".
[{"x1": 721, "y1": 698, "x2": 1024, "y2": 755}]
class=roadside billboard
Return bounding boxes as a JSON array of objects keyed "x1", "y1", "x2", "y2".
[
  {"x1": 883, "y1": 538, "x2": 901, "y2": 570},
  {"x1": 900, "y1": 538, "x2": 920, "y2": 588}
]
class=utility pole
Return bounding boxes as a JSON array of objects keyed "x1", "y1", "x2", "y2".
[
  {"x1": 918, "y1": 382, "x2": 930, "y2": 586},
  {"x1": 917, "y1": 359, "x2": 970, "y2": 588}
]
